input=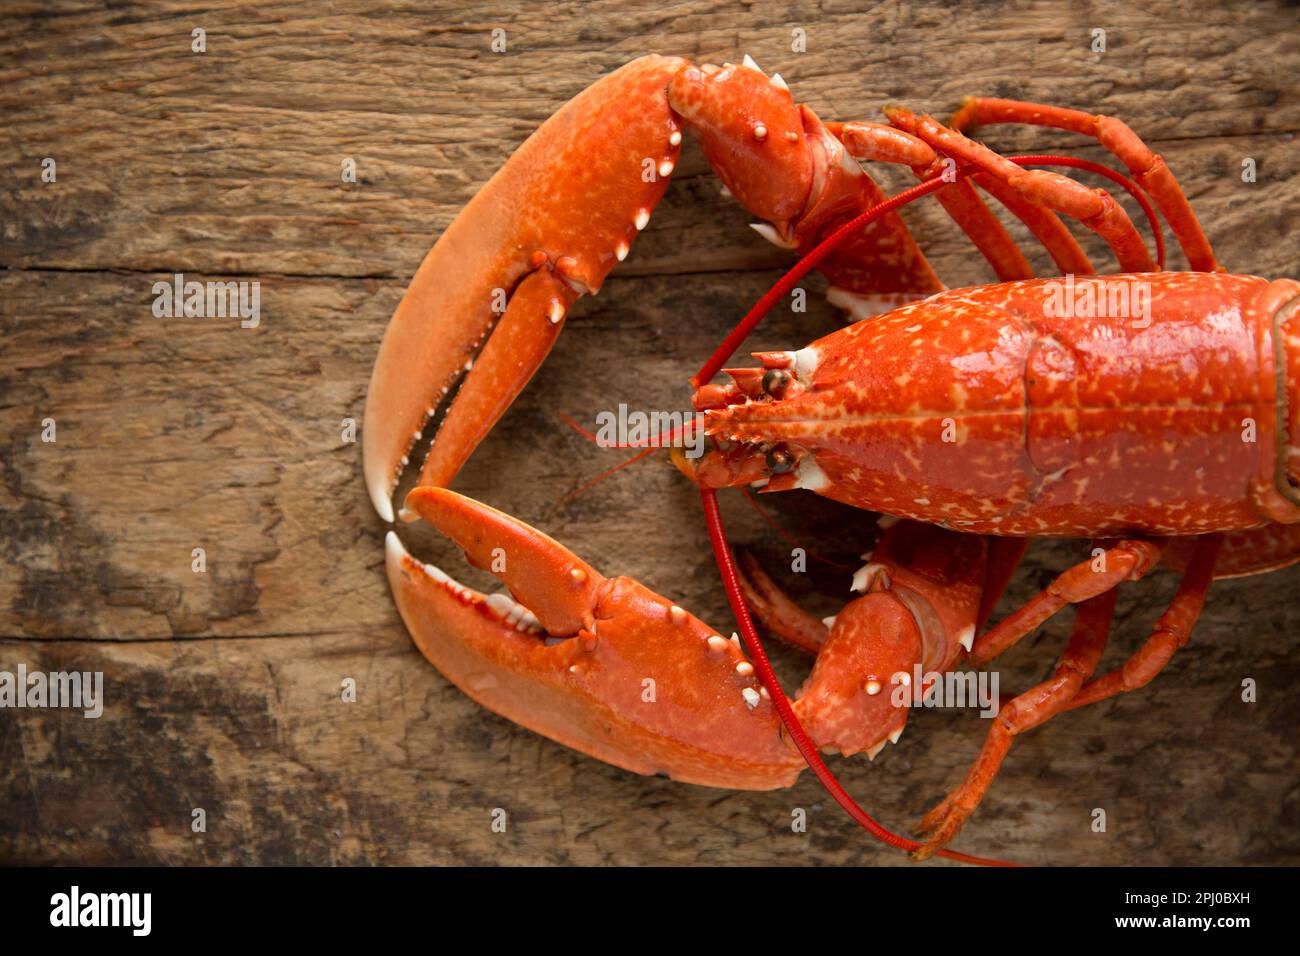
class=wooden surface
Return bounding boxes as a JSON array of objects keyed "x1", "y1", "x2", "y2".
[{"x1": 2, "y1": 0, "x2": 1298, "y2": 866}]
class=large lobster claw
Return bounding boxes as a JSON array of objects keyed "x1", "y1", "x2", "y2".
[
  {"x1": 364, "y1": 56, "x2": 690, "y2": 517},
  {"x1": 389, "y1": 487, "x2": 805, "y2": 789}
]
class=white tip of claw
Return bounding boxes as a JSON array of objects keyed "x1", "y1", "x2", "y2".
[
  {"x1": 822, "y1": 615, "x2": 837, "y2": 630},
  {"x1": 742, "y1": 53, "x2": 764, "y2": 74},
  {"x1": 865, "y1": 679, "x2": 882, "y2": 696},
  {"x1": 719, "y1": 184, "x2": 733, "y2": 199},
  {"x1": 615, "y1": 242, "x2": 629, "y2": 262},
  {"x1": 384, "y1": 529, "x2": 404, "y2": 563},
  {"x1": 754, "y1": 124, "x2": 768, "y2": 141},
  {"x1": 889, "y1": 726, "x2": 904, "y2": 744},
  {"x1": 736, "y1": 661, "x2": 754, "y2": 677},
  {"x1": 707, "y1": 635, "x2": 728, "y2": 653},
  {"x1": 548, "y1": 300, "x2": 566, "y2": 324},
  {"x1": 865, "y1": 740, "x2": 887, "y2": 762},
  {"x1": 957, "y1": 624, "x2": 975, "y2": 653},
  {"x1": 658, "y1": 159, "x2": 675, "y2": 177},
  {"x1": 771, "y1": 72, "x2": 788, "y2": 91},
  {"x1": 371, "y1": 479, "x2": 397, "y2": 523},
  {"x1": 634, "y1": 208, "x2": 650, "y2": 231},
  {"x1": 669, "y1": 130, "x2": 682, "y2": 147},
  {"x1": 749, "y1": 222, "x2": 796, "y2": 249}
]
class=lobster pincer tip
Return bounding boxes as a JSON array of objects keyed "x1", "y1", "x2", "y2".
[{"x1": 371, "y1": 480, "x2": 397, "y2": 525}]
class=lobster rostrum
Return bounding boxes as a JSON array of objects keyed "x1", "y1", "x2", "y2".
[{"x1": 365, "y1": 54, "x2": 1300, "y2": 862}]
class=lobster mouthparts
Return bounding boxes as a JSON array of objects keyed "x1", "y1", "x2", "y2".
[{"x1": 390, "y1": 487, "x2": 804, "y2": 789}]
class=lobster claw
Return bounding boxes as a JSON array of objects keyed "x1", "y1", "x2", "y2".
[
  {"x1": 363, "y1": 56, "x2": 690, "y2": 519},
  {"x1": 390, "y1": 487, "x2": 805, "y2": 789}
]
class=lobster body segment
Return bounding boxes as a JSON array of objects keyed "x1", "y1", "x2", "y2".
[{"x1": 702, "y1": 272, "x2": 1300, "y2": 536}]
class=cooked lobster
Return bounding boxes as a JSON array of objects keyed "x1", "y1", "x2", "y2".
[{"x1": 363, "y1": 54, "x2": 1300, "y2": 862}]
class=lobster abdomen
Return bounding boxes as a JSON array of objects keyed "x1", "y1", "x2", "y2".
[{"x1": 714, "y1": 272, "x2": 1300, "y2": 536}]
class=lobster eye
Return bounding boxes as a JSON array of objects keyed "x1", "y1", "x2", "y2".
[
  {"x1": 762, "y1": 368, "x2": 791, "y2": 398},
  {"x1": 765, "y1": 445, "x2": 795, "y2": 474}
]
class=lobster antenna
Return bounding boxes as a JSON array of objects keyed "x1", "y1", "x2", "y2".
[{"x1": 692, "y1": 174, "x2": 955, "y2": 387}]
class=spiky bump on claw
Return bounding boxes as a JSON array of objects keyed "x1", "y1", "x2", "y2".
[{"x1": 391, "y1": 486, "x2": 804, "y2": 789}]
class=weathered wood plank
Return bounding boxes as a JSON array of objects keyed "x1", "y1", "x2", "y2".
[
  {"x1": 3, "y1": 0, "x2": 1298, "y2": 276},
  {"x1": 2, "y1": 0, "x2": 1298, "y2": 865}
]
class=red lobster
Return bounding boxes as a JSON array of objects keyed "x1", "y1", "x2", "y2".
[{"x1": 363, "y1": 55, "x2": 1300, "y2": 863}]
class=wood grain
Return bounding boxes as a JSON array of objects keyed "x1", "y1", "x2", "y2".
[{"x1": 2, "y1": 0, "x2": 1298, "y2": 865}]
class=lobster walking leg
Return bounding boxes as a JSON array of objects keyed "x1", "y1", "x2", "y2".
[
  {"x1": 911, "y1": 588, "x2": 1118, "y2": 859},
  {"x1": 887, "y1": 107, "x2": 1157, "y2": 272},
  {"x1": 837, "y1": 119, "x2": 1100, "y2": 280},
  {"x1": 977, "y1": 536, "x2": 1031, "y2": 630},
  {"x1": 968, "y1": 539, "x2": 1163, "y2": 667},
  {"x1": 736, "y1": 550, "x2": 830, "y2": 653},
  {"x1": 949, "y1": 97, "x2": 1219, "y2": 271},
  {"x1": 1066, "y1": 533, "x2": 1223, "y2": 711},
  {"x1": 915, "y1": 533, "x2": 1222, "y2": 855}
]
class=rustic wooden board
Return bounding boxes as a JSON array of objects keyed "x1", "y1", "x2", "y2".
[{"x1": 2, "y1": 0, "x2": 1298, "y2": 865}]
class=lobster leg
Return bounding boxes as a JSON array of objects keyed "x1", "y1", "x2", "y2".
[
  {"x1": 834, "y1": 120, "x2": 1094, "y2": 283},
  {"x1": 887, "y1": 107, "x2": 1157, "y2": 272},
  {"x1": 1066, "y1": 533, "x2": 1222, "y2": 711},
  {"x1": 735, "y1": 549, "x2": 830, "y2": 653},
  {"x1": 968, "y1": 539, "x2": 1163, "y2": 667},
  {"x1": 915, "y1": 533, "x2": 1222, "y2": 857},
  {"x1": 977, "y1": 536, "x2": 1030, "y2": 630},
  {"x1": 949, "y1": 97, "x2": 1219, "y2": 272},
  {"x1": 911, "y1": 589, "x2": 1118, "y2": 859}
]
